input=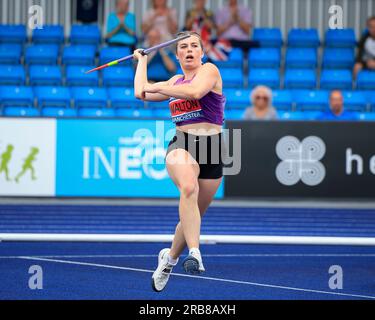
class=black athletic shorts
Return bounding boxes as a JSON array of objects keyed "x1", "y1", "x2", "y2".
[{"x1": 166, "y1": 130, "x2": 224, "y2": 179}]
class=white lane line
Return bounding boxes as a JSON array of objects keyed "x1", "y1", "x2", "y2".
[
  {"x1": 1, "y1": 253, "x2": 375, "y2": 259},
  {"x1": 17, "y1": 256, "x2": 375, "y2": 300}
]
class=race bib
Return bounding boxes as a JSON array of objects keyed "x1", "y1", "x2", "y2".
[{"x1": 169, "y1": 98, "x2": 203, "y2": 123}]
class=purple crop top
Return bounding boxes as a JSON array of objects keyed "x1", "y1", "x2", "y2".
[{"x1": 168, "y1": 76, "x2": 226, "y2": 126}]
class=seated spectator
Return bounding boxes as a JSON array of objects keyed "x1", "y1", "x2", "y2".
[
  {"x1": 185, "y1": 0, "x2": 216, "y2": 33},
  {"x1": 105, "y1": 0, "x2": 136, "y2": 48},
  {"x1": 244, "y1": 86, "x2": 278, "y2": 120},
  {"x1": 145, "y1": 29, "x2": 177, "y2": 82},
  {"x1": 142, "y1": 0, "x2": 178, "y2": 44},
  {"x1": 215, "y1": 0, "x2": 252, "y2": 42},
  {"x1": 354, "y1": 16, "x2": 375, "y2": 79},
  {"x1": 318, "y1": 90, "x2": 358, "y2": 121}
]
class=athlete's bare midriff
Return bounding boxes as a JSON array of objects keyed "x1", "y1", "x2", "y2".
[{"x1": 176, "y1": 122, "x2": 222, "y2": 135}]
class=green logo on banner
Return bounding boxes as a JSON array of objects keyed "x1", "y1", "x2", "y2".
[{"x1": 0, "y1": 145, "x2": 39, "y2": 183}]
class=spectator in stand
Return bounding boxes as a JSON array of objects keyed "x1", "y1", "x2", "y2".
[
  {"x1": 144, "y1": 29, "x2": 177, "y2": 82},
  {"x1": 215, "y1": 0, "x2": 252, "y2": 42},
  {"x1": 244, "y1": 86, "x2": 278, "y2": 120},
  {"x1": 318, "y1": 90, "x2": 358, "y2": 121},
  {"x1": 185, "y1": 0, "x2": 216, "y2": 34},
  {"x1": 354, "y1": 16, "x2": 375, "y2": 79},
  {"x1": 105, "y1": 0, "x2": 136, "y2": 48},
  {"x1": 142, "y1": 0, "x2": 178, "y2": 44}
]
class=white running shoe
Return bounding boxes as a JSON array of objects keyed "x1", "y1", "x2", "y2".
[
  {"x1": 183, "y1": 250, "x2": 205, "y2": 274},
  {"x1": 151, "y1": 248, "x2": 176, "y2": 292}
]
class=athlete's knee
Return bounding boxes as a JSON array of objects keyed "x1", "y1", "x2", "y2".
[{"x1": 180, "y1": 180, "x2": 199, "y2": 199}]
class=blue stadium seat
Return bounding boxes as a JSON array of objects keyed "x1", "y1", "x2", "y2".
[
  {"x1": 34, "y1": 86, "x2": 71, "y2": 108},
  {"x1": 279, "y1": 111, "x2": 323, "y2": 121},
  {"x1": 146, "y1": 100, "x2": 170, "y2": 109},
  {"x1": 25, "y1": 44, "x2": 59, "y2": 65},
  {"x1": 70, "y1": 25, "x2": 101, "y2": 46},
  {"x1": 253, "y1": 28, "x2": 283, "y2": 48},
  {"x1": 287, "y1": 28, "x2": 320, "y2": 48},
  {"x1": 0, "y1": 65, "x2": 25, "y2": 85},
  {"x1": 249, "y1": 48, "x2": 281, "y2": 68},
  {"x1": 3, "y1": 106, "x2": 39, "y2": 117},
  {"x1": 66, "y1": 65, "x2": 99, "y2": 87},
  {"x1": 322, "y1": 48, "x2": 355, "y2": 69},
  {"x1": 29, "y1": 65, "x2": 62, "y2": 86},
  {"x1": 294, "y1": 90, "x2": 329, "y2": 111},
  {"x1": 220, "y1": 68, "x2": 244, "y2": 87},
  {"x1": 320, "y1": 70, "x2": 352, "y2": 90},
  {"x1": 71, "y1": 87, "x2": 107, "y2": 109},
  {"x1": 115, "y1": 108, "x2": 153, "y2": 118},
  {"x1": 78, "y1": 108, "x2": 115, "y2": 118},
  {"x1": 41, "y1": 107, "x2": 77, "y2": 118},
  {"x1": 357, "y1": 70, "x2": 375, "y2": 90},
  {"x1": 214, "y1": 48, "x2": 243, "y2": 68},
  {"x1": 284, "y1": 69, "x2": 316, "y2": 89},
  {"x1": 224, "y1": 109, "x2": 245, "y2": 120},
  {"x1": 285, "y1": 48, "x2": 317, "y2": 69},
  {"x1": 32, "y1": 25, "x2": 64, "y2": 44},
  {"x1": 0, "y1": 86, "x2": 34, "y2": 107},
  {"x1": 148, "y1": 62, "x2": 175, "y2": 82},
  {"x1": 325, "y1": 29, "x2": 356, "y2": 48},
  {"x1": 358, "y1": 113, "x2": 375, "y2": 121},
  {"x1": 107, "y1": 87, "x2": 144, "y2": 109},
  {"x1": 272, "y1": 90, "x2": 293, "y2": 110},
  {"x1": 249, "y1": 69, "x2": 280, "y2": 89},
  {"x1": 341, "y1": 91, "x2": 367, "y2": 112},
  {"x1": 102, "y1": 66, "x2": 133, "y2": 87},
  {"x1": 223, "y1": 88, "x2": 251, "y2": 109},
  {"x1": 99, "y1": 46, "x2": 132, "y2": 66},
  {"x1": 152, "y1": 108, "x2": 170, "y2": 119},
  {"x1": 0, "y1": 24, "x2": 27, "y2": 44},
  {"x1": 0, "y1": 44, "x2": 22, "y2": 64},
  {"x1": 62, "y1": 45, "x2": 96, "y2": 65}
]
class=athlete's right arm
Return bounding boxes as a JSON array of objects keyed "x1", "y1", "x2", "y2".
[{"x1": 133, "y1": 49, "x2": 179, "y2": 102}]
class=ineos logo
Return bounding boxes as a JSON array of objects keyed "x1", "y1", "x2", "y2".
[{"x1": 275, "y1": 136, "x2": 326, "y2": 186}]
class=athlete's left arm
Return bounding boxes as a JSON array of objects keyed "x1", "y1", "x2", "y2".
[{"x1": 143, "y1": 63, "x2": 219, "y2": 100}]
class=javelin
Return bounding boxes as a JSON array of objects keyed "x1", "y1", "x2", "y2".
[{"x1": 85, "y1": 34, "x2": 191, "y2": 74}]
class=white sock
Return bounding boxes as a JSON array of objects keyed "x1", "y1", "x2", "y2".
[
  {"x1": 189, "y1": 248, "x2": 201, "y2": 257},
  {"x1": 167, "y1": 254, "x2": 178, "y2": 266}
]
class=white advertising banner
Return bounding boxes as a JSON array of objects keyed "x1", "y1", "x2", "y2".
[{"x1": 0, "y1": 119, "x2": 56, "y2": 196}]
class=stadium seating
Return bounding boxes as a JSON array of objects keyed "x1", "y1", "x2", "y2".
[
  {"x1": 71, "y1": 87, "x2": 107, "y2": 109},
  {"x1": 223, "y1": 88, "x2": 251, "y2": 109},
  {"x1": 357, "y1": 71, "x2": 375, "y2": 90},
  {"x1": 249, "y1": 48, "x2": 281, "y2": 68},
  {"x1": 320, "y1": 70, "x2": 352, "y2": 90},
  {"x1": 272, "y1": 90, "x2": 293, "y2": 110},
  {"x1": 0, "y1": 86, "x2": 33, "y2": 107},
  {"x1": 324, "y1": 28, "x2": 356, "y2": 48},
  {"x1": 214, "y1": 48, "x2": 243, "y2": 68},
  {"x1": 41, "y1": 107, "x2": 77, "y2": 117},
  {"x1": 294, "y1": 90, "x2": 329, "y2": 111},
  {"x1": 115, "y1": 108, "x2": 153, "y2": 118},
  {"x1": 249, "y1": 69, "x2": 280, "y2": 89},
  {"x1": 107, "y1": 87, "x2": 144, "y2": 109},
  {"x1": 62, "y1": 45, "x2": 96, "y2": 65},
  {"x1": 358, "y1": 113, "x2": 375, "y2": 121},
  {"x1": 78, "y1": 107, "x2": 115, "y2": 118},
  {"x1": 322, "y1": 48, "x2": 355, "y2": 69},
  {"x1": 220, "y1": 67, "x2": 244, "y2": 87},
  {"x1": 99, "y1": 46, "x2": 132, "y2": 66},
  {"x1": 0, "y1": 24, "x2": 27, "y2": 44},
  {"x1": 284, "y1": 69, "x2": 317, "y2": 89},
  {"x1": 0, "y1": 43, "x2": 22, "y2": 64},
  {"x1": 70, "y1": 25, "x2": 101, "y2": 46},
  {"x1": 66, "y1": 65, "x2": 99, "y2": 87},
  {"x1": 224, "y1": 109, "x2": 245, "y2": 120},
  {"x1": 287, "y1": 28, "x2": 320, "y2": 48},
  {"x1": 34, "y1": 86, "x2": 71, "y2": 108},
  {"x1": 152, "y1": 108, "x2": 170, "y2": 119},
  {"x1": 285, "y1": 48, "x2": 317, "y2": 69},
  {"x1": 3, "y1": 106, "x2": 39, "y2": 117},
  {"x1": 29, "y1": 65, "x2": 62, "y2": 86},
  {"x1": 25, "y1": 44, "x2": 59, "y2": 65},
  {"x1": 32, "y1": 25, "x2": 64, "y2": 44},
  {"x1": 102, "y1": 66, "x2": 134, "y2": 87},
  {"x1": 279, "y1": 111, "x2": 323, "y2": 121},
  {"x1": 341, "y1": 91, "x2": 367, "y2": 112},
  {"x1": 253, "y1": 28, "x2": 283, "y2": 48},
  {"x1": 0, "y1": 65, "x2": 25, "y2": 85}
]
